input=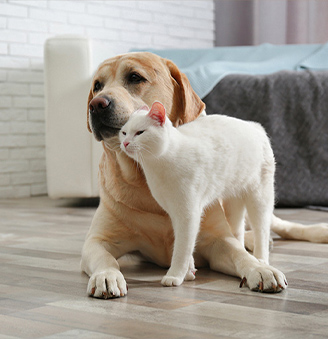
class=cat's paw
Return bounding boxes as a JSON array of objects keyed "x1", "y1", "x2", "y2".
[
  {"x1": 184, "y1": 269, "x2": 196, "y2": 281},
  {"x1": 161, "y1": 275, "x2": 184, "y2": 287}
]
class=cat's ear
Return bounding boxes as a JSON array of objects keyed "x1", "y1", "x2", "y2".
[
  {"x1": 148, "y1": 102, "x2": 166, "y2": 126},
  {"x1": 138, "y1": 104, "x2": 150, "y2": 112}
]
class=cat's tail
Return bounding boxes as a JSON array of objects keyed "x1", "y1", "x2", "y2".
[{"x1": 270, "y1": 214, "x2": 328, "y2": 243}]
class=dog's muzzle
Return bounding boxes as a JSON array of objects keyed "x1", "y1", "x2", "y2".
[
  {"x1": 89, "y1": 96, "x2": 122, "y2": 141},
  {"x1": 89, "y1": 96, "x2": 111, "y2": 115}
]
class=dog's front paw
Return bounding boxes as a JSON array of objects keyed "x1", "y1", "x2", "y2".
[
  {"x1": 241, "y1": 264, "x2": 287, "y2": 293},
  {"x1": 161, "y1": 275, "x2": 184, "y2": 287},
  {"x1": 87, "y1": 268, "x2": 127, "y2": 299}
]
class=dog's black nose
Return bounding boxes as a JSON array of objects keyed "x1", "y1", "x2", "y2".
[{"x1": 89, "y1": 97, "x2": 111, "y2": 114}]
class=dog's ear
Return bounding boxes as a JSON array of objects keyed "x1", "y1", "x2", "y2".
[
  {"x1": 87, "y1": 89, "x2": 93, "y2": 133},
  {"x1": 165, "y1": 59, "x2": 205, "y2": 126}
]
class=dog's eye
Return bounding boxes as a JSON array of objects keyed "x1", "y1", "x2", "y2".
[
  {"x1": 93, "y1": 81, "x2": 102, "y2": 92},
  {"x1": 127, "y1": 72, "x2": 146, "y2": 84},
  {"x1": 135, "y1": 130, "x2": 144, "y2": 136}
]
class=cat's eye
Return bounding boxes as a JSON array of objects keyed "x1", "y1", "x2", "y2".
[
  {"x1": 122, "y1": 131, "x2": 126, "y2": 136},
  {"x1": 135, "y1": 130, "x2": 144, "y2": 136}
]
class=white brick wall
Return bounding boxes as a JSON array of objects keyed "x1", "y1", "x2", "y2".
[{"x1": 0, "y1": 0, "x2": 215, "y2": 199}]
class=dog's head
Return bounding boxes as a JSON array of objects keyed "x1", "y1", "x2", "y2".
[{"x1": 87, "y1": 52, "x2": 205, "y2": 145}]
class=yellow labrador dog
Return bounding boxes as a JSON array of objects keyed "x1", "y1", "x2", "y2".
[{"x1": 82, "y1": 52, "x2": 327, "y2": 299}]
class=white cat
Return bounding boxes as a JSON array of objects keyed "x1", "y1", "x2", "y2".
[{"x1": 119, "y1": 102, "x2": 275, "y2": 287}]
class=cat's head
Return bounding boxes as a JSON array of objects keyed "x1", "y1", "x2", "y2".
[{"x1": 119, "y1": 101, "x2": 171, "y2": 161}]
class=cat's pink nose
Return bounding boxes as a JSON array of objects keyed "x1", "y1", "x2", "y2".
[{"x1": 123, "y1": 141, "x2": 130, "y2": 148}]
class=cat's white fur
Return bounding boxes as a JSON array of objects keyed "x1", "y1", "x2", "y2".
[{"x1": 119, "y1": 102, "x2": 275, "y2": 286}]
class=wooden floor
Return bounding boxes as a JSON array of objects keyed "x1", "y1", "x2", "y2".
[{"x1": 0, "y1": 196, "x2": 328, "y2": 339}]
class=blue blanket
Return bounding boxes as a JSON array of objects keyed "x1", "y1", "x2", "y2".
[{"x1": 140, "y1": 43, "x2": 328, "y2": 98}]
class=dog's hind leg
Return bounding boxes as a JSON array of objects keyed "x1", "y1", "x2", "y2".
[{"x1": 271, "y1": 214, "x2": 328, "y2": 243}]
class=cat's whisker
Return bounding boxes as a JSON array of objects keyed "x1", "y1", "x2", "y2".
[{"x1": 140, "y1": 146, "x2": 159, "y2": 160}]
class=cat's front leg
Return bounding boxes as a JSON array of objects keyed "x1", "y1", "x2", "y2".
[
  {"x1": 161, "y1": 274, "x2": 184, "y2": 286},
  {"x1": 161, "y1": 213, "x2": 201, "y2": 287},
  {"x1": 161, "y1": 255, "x2": 196, "y2": 286},
  {"x1": 184, "y1": 255, "x2": 197, "y2": 281}
]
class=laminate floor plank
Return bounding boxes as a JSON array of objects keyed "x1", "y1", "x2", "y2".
[{"x1": 0, "y1": 197, "x2": 327, "y2": 338}]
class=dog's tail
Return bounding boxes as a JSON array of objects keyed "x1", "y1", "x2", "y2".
[{"x1": 271, "y1": 214, "x2": 328, "y2": 243}]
